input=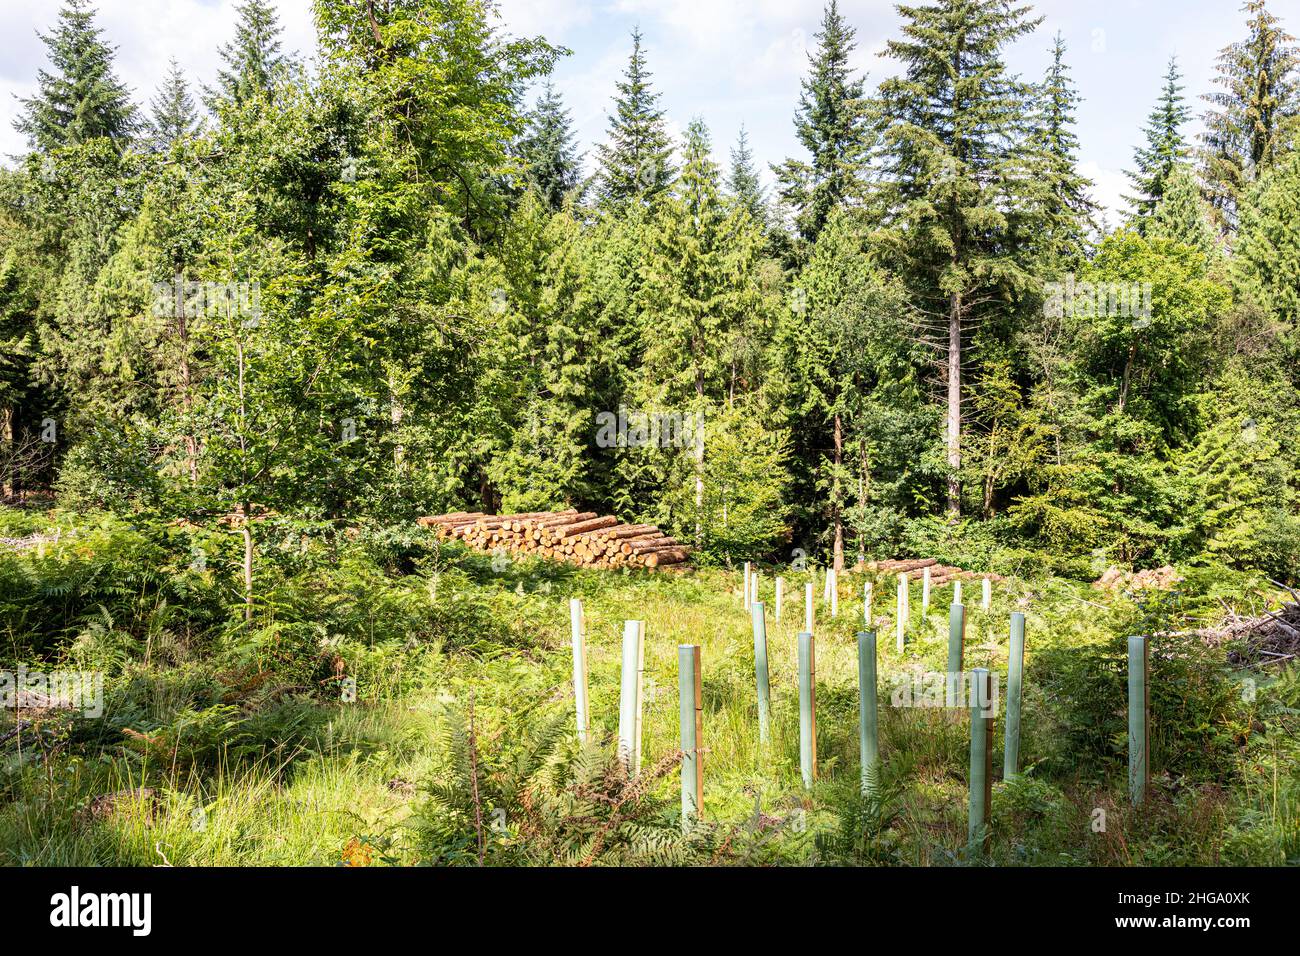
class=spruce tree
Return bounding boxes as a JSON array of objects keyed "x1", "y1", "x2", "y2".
[
  {"x1": 1233, "y1": 150, "x2": 1300, "y2": 330},
  {"x1": 595, "y1": 28, "x2": 676, "y2": 206},
  {"x1": 1125, "y1": 58, "x2": 1193, "y2": 229},
  {"x1": 727, "y1": 124, "x2": 767, "y2": 229},
  {"x1": 875, "y1": 0, "x2": 1042, "y2": 517},
  {"x1": 1148, "y1": 164, "x2": 1220, "y2": 260},
  {"x1": 15, "y1": 0, "x2": 136, "y2": 151},
  {"x1": 1200, "y1": 1, "x2": 1300, "y2": 234},
  {"x1": 213, "y1": 0, "x2": 288, "y2": 106},
  {"x1": 1030, "y1": 34, "x2": 1097, "y2": 267},
  {"x1": 636, "y1": 120, "x2": 762, "y2": 539},
  {"x1": 772, "y1": 0, "x2": 871, "y2": 246},
  {"x1": 517, "y1": 82, "x2": 582, "y2": 210},
  {"x1": 147, "y1": 59, "x2": 199, "y2": 151}
]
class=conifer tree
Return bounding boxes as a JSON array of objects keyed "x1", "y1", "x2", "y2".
[
  {"x1": 727, "y1": 124, "x2": 767, "y2": 229},
  {"x1": 1125, "y1": 58, "x2": 1193, "y2": 229},
  {"x1": 1200, "y1": 1, "x2": 1300, "y2": 233},
  {"x1": 517, "y1": 82, "x2": 582, "y2": 210},
  {"x1": 213, "y1": 0, "x2": 288, "y2": 106},
  {"x1": 636, "y1": 120, "x2": 762, "y2": 539},
  {"x1": 1030, "y1": 34, "x2": 1097, "y2": 267},
  {"x1": 772, "y1": 0, "x2": 871, "y2": 247},
  {"x1": 15, "y1": 0, "x2": 136, "y2": 151},
  {"x1": 595, "y1": 28, "x2": 676, "y2": 206},
  {"x1": 1148, "y1": 164, "x2": 1220, "y2": 260},
  {"x1": 1232, "y1": 150, "x2": 1300, "y2": 331},
  {"x1": 875, "y1": 0, "x2": 1042, "y2": 517},
  {"x1": 147, "y1": 59, "x2": 199, "y2": 151}
]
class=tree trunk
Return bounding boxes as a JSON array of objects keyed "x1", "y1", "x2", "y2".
[
  {"x1": 693, "y1": 369, "x2": 705, "y2": 545},
  {"x1": 946, "y1": 289, "x2": 963, "y2": 517},
  {"x1": 389, "y1": 371, "x2": 405, "y2": 475},
  {"x1": 1, "y1": 405, "x2": 13, "y2": 498},
  {"x1": 176, "y1": 272, "x2": 198, "y2": 484},
  {"x1": 236, "y1": 339, "x2": 253, "y2": 627},
  {"x1": 832, "y1": 411, "x2": 844, "y2": 571},
  {"x1": 241, "y1": 518, "x2": 254, "y2": 626},
  {"x1": 1118, "y1": 342, "x2": 1137, "y2": 413}
]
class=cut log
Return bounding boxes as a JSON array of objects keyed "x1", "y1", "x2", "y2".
[
  {"x1": 554, "y1": 516, "x2": 619, "y2": 538},
  {"x1": 643, "y1": 548, "x2": 689, "y2": 568}
]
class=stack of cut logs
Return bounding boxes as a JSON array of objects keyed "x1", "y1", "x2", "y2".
[
  {"x1": 858, "y1": 557, "x2": 1005, "y2": 587},
  {"x1": 417, "y1": 510, "x2": 690, "y2": 569}
]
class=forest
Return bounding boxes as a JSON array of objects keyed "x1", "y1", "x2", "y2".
[{"x1": 0, "y1": 0, "x2": 1298, "y2": 869}]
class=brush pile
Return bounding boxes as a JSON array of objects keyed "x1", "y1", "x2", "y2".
[
  {"x1": 855, "y1": 557, "x2": 1004, "y2": 586},
  {"x1": 1094, "y1": 565, "x2": 1182, "y2": 592},
  {"x1": 1222, "y1": 583, "x2": 1300, "y2": 667},
  {"x1": 417, "y1": 510, "x2": 690, "y2": 569}
]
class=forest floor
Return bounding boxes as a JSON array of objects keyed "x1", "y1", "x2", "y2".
[{"x1": 1, "y1": 505, "x2": 1297, "y2": 866}]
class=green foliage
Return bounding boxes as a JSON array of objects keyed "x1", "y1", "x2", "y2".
[
  {"x1": 1199, "y1": 0, "x2": 1300, "y2": 233},
  {"x1": 15, "y1": 0, "x2": 137, "y2": 151},
  {"x1": 773, "y1": 0, "x2": 872, "y2": 247},
  {"x1": 594, "y1": 28, "x2": 676, "y2": 207},
  {"x1": 1125, "y1": 58, "x2": 1193, "y2": 228},
  {"x1": 516, "y1": 82, "x2": 582, "y2": 210},
  {"x1": 1233, "y1": 150, "x2": 1300, "y2": 333}
]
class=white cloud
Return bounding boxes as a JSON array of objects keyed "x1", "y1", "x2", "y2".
[
  {"x1": 494, "y1": 0, "x2": 593, "y2": 41},
  {"x1": 1079, "y1": 160, "x2": 1132, "y2": 228}
]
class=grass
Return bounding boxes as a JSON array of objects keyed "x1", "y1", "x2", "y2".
[{"x1": 1, "y1": 506, "x2": 1297, "y2": 866}]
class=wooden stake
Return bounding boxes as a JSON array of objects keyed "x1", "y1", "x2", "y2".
[
  {"x1": 1004, "y1": 612, "x2": 1025, "y2": 780},
  {"x1": 678, "y1": 644, "x2": 703, "y2": 827},
  {"x1": 798, "y1": 631, "x2": 817, "y2": 788},
  {"x1": 569, "y1": 598, "x2": 589, "y2": 743},
  {"x1": 751, "y1": 602, "x2": 771, "y2": 746}
]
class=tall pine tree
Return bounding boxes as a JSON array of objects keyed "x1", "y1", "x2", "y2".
[
  {"x1": 875, "y1": 0, "x2": 1043, "y2": 517},
  {"x1": 213, "y1": 0, "x2": 288, "y2": 106},
  {"x1": 727, "y1": 124, "x2": 767, "y2": 229},
  {"x1": 595, "y1": 28, "x2": 676, "y2": 206},
  {"x1": 1200, "y1": 1, "x2": 1300, "y2": 234},
  {"x1": 772, "y1": 0, "x2": 872, "y2": 248},
  {"x1": 636, "y1": 120, "x2": 763, "y2": 539},
  {"x1": 517, "y1": 82, "x2": 582, "y2": 210},
  {"x1": 15, "y1": 0, "x2": 136, "y2": 151},
  {"x1": 1029, "y1": 33, "x2": 1097, "y2": 268},
  {"x1": 1125, "y1": 58, "x2": 1193, "y2": 229},
  {"x1": 147, "y1": 58, "x2": 199, "y2": 151}
]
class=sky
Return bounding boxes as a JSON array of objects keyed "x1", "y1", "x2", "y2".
[{"x1": 0, "y1": 0, "x2": 1266, "y2": 222}]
